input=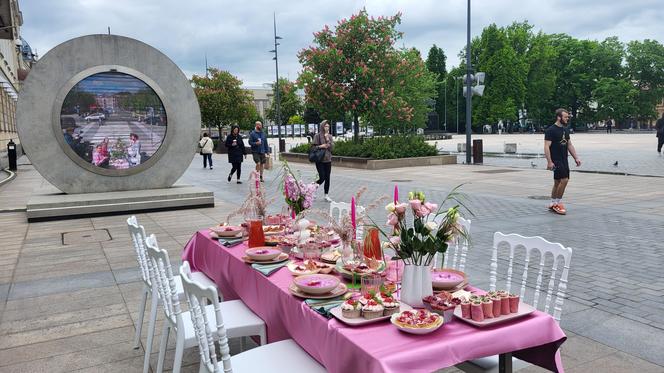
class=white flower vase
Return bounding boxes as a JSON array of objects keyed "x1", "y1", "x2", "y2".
[
  {"x1": 296, "y1": 218, "x2": 310, "y2": 245},
  {"x1": 400, "y1": 264, "x2": 433, "y2": 308}
]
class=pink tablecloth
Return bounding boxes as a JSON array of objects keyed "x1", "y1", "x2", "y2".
[{"x1": 182, "y1": 231, "x2": 566, "y2": 373}]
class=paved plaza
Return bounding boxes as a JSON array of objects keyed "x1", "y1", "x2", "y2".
[{"x1": 1, "y1": 133, "x2": 664, "y2": 372}]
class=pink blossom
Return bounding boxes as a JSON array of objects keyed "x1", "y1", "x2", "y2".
[
  {"x1": 423, "y1": 202, "x2": 438, "y2": 213},
  {"x1": 409, "y1": 199, "x2": 422, "y2": 211},
  {"x1": 386, "y1": 213, "x2": 399, "y2": 227},
  {"x1": 395, "y1": 203, "x2": 408, "y2": 214},
  {"x1": 389, "y1": 236, "x2": 401, "y2": 246}
]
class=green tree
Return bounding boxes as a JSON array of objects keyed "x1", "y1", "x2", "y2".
[
  {"x1": 265, "y1": 78, "x2": 303, "y2": 125},
  {"x1": 302, "y1": 106, "x2": 321, "y2": 124},
  {"x1": 426, "y1": 44, "x2": 447, "y2": 129},
  {"x1": 625, "y1": 39, "x2": 664, "y2": 126},
  {"x1": 287, "y1": 114, "x2": 304, "y2": 124},
  {"x1": 592, "y1": 78, "x2": 638, "y2": 123},
  {"x1": 473, "y1": 24, "x2": 525, "y2": 127},
  {"x1": 298, "y1": 9, "x2": 437, "y2": 139},
  {"x1": 525, "y1": 32, "x2": 558, "y2": 126},
  {"x1": 191, "y1": 68, "x2": 257, "y2": 139}
]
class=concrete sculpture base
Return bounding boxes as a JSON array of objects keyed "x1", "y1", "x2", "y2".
[{"x1": 26, "y1": 185, "x2": 214, "y2": 221}]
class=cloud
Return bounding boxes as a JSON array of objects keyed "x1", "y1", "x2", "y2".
[{"x1": 20, "y1": 0, "x2": 662, "y2": 85}]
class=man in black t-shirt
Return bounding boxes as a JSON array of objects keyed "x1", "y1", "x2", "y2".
[
  {"x1": 656, "y1": 113, "x2": 664, "y2": 154},
  {"x1": 544, "y1": 109, "x2": 582, "y2": 215}
]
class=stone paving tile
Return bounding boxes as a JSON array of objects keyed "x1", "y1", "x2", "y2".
[
  {"x1": 0, "y1": 326, "x2": 136, "y2": 368},
  {"x1": 566, "y1": 351, "x2": 664, "y2": 373},
  {"x1": 7, "y1": 271, "x2": 116, "y2": 300}
]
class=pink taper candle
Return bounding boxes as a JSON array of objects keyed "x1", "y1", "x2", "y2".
[
  {"x1": 394, "y1": 185, "x2": 399, "y2": 204},
  {"x1": 351, "y1": 196, "x2": 356, "y2": 239}
]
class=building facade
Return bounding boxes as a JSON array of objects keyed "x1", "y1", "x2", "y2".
[{"x1": 0, "y1": 0, "x2": 35, "y2": 168}]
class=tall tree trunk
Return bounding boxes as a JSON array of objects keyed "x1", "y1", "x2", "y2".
[{"x1": 353, "y1": 113, "x2": 360, "y2": 142}]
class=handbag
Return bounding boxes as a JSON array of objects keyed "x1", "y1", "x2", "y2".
[{"x1": 308, "y1": 146, "x2": 325, "y2": 163}]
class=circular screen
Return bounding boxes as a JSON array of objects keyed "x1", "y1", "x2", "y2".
[{"x1": 59, "y1": 72, "x2": 167, "y2": 171}]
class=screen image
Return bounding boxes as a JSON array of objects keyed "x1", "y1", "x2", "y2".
[{"x1": 60, "y1": 72, "x2": 167, "y2": 170}]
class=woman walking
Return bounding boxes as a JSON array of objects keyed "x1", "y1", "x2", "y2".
[
  {"x1": 225, "y1": 125, "x2": 246, "y2": 183},
  {"x1": 313, "y1": 120, "x2": 334, "y2": 202},
  {"x1": 199, "y1": 132, "x2": 214, "y2": 169}
]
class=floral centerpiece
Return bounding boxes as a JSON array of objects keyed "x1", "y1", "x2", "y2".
[
  {"x1": 380, "y1": 188, "x2": 469, "y2": 307},
  {"x1": 282, "y1": 162, "x2": 318, "y2": 217}
]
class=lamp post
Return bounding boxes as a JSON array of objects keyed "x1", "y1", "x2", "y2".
[
  {"x1": 465, "y1": 0, "x2": 472, "y2": 164},
  {"x1": 443, "y1": 79, "x2": 447, "y2": 132},
  {"x1": 269, "y1": 13, "x2": 284, "y2": 152}
]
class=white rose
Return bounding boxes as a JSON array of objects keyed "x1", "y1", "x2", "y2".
[
  {"x1": 425, "y1": 221, "x2": 438, "y2": 232},
  {"x1": 385, "y1": 202, "x2": 396, "y2": 212}
]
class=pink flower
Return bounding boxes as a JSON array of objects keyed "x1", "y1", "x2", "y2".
[
  {"x1": 409, "y1": 199, "x2": 422, "y2": 211},
  {"x1": 395, "y1": 203, "x2": 408, "y2": 214},
  {"x1": 423, "y1": 202, "x2": 438, "y2": 213},
  {"x1": 386, "y1": 213, "x2": 399, "y2": 227},
  {"x1": 414, "y1": 206, "x2": 430, "y2": 218},
  {"x1": 389, "y1": 236, "x2": 401, "y2": 246}
]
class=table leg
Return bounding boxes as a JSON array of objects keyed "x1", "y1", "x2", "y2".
[{"x1": 499, "y1": 352, "x2": 513, "y2": 373}]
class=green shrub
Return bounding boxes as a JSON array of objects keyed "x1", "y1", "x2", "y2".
[{"x1": 289, "y1": 136, "x2": 438, "y2": 160}]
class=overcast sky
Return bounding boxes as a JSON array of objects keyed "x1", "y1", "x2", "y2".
[{"x1": 20, "y1": 0, "x2": 662, "y2": 86}]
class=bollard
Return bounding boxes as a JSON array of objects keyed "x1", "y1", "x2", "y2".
[
  {"x1": 472, "y1": 139, "x2": 483, "y2": 164},
  {"x1": 7, "y1": 139, "x2": 17, "y2": 171}
]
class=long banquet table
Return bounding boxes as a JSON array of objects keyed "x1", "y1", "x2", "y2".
[{"x1": 182, "y1": 230, "x2": 566, "y2": 373}]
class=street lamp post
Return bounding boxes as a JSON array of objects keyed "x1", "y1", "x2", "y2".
[
  {"x1": 465, "y1": 0, "x2": 472, "y2": 164},
  {"x1": 269, "y1": 13, "x2": 284, "y2": 152},
  {"x1": 444, "y1": 79, "x2": 447, "y2": 132}
]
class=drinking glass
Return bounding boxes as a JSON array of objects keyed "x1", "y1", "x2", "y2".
[
  {"x1": 361, "y1": 273, "x2": 382, "y2": 297},
  {"x1": 302, "y1": 242, "x2": 321, "y2": 263},
  {"x1": 247, "y1": 217, "x2": 265, "y2": 248}
]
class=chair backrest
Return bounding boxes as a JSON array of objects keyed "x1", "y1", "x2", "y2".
[
  {"x1": 441, "y1": 217, "x2": 471, "y2": 271},
  {"x1": 127, "y1": 216, "x2": 152, "y2": 288},
  {"x1": 329, "y1": 201, "x2": 366, "y2": 237},
  {"x1": 145, "y1": 234, "x2": 183, "y2": 326},
  {"x1": 489, "y1": 232, "x2": 573, "y2": 322},
  {"x1": 180, "y1": 261, "x2": 232, "y2": 373}
]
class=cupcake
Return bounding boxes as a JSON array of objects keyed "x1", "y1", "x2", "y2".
[
  {"x1": 381, "y1": 296, "x2": 400, "y2": 316},
  {"x1": 359, "y1": 292, "x2": 376, "y2": 306},
  {"x1": 341, "y1": 299, "x2": 361, "y2": 319},
  {"x1": 362, "y1": 300, "x2": 384, "y2": 319}
]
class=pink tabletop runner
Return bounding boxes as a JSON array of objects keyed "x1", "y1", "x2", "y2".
[{"x1": 182, "y1": 230, "x2": 566, "y2": 373}]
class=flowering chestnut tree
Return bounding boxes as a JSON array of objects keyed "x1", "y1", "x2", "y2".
[{"x1": 298, "y1": 9, "x2": 436, "y2": 140}]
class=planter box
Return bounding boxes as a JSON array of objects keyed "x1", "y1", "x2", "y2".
[{"x1": 280, "y1": 152, "x2": 456, "y2": 170}]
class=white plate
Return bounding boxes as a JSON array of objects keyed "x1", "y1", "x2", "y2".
[
  {"x1": 242, "y1": 252, "x2": 289, "y2": 264},
  {"x1": 289, "y1": 282, "x2": 348, "y2": 299},
  {"x1": 331, "y1": 303, "x2": 412, "y2": 326},
  {"x1": 453, "y1": 302, "x2": 536, "y2": 327},
  {"x1": 390, "y1": 312, "x2": 444, "y2": 334}
]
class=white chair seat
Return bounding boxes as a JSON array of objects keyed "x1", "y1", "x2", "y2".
[
  {"x1": 230, "y1": 339, "x2": 325, "y2": 373},
  {"x1": 190, "y1": 271, "x2": 216, "y2": 290},
  {"x1": 456, "y1": 355, "x2": 532, "y2": 373},
  {"x1": 181, "y1": 301, "x2": 266, "y2": 346}
]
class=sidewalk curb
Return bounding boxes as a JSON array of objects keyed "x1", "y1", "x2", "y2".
[{"x1": 0, "y1": 168, "x2": 16, "y2": 188}]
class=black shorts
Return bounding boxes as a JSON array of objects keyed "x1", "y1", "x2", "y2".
[{"x1": 553, "y1": 160, "x2": 570, "y2": 180}]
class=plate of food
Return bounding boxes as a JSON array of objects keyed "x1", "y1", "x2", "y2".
[
  {"x1": 242, "y1": 251, "x2": 289, "y2": 264},
  {"x1": 293, "y1": 274, "x2": 340, "y2": 295},
  {"x1": 321, "y1": 250, "x2": 341, "y2": 264},
  {"x1": 431, "y1": 269, "x2": 467, "y2": 290},
  {"x1": 245, "y1": 247, "x2": 282, "y2": 261},
  {"x1": 390, "y1": 309, "x2": 444, "y2": 335},
  {"x1": 287, "y1": 261, "x2": 320, "y2": 276},
  {"x1": 331, "y1": 295, "x2": 411, "y2": 326},
  {"x1": 288, "y1": 282, "x2": 348, "y2": 299},
  {"x1": 263, "y1": 225, "x2": 285, "y2": 236},
  {"x1": 334, "y1": 259, "x2": 386, "y2": 280},
  {"x1": 264, "y1": 235, "x2": 285, "y2": 246},
  {"x1": 454, "y1": 292, "x2": 534, "y2": 327},
  {"x1": 209, "y1": 225, "x2": 243, "y2": 237}
]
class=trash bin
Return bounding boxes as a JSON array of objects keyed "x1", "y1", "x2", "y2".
[
  {"x1": 472, "y1": 139, "x2": 483, "y2": 164},
  {"x1": 279, "y1": 138, "x2": 286, "y2": 153},
  {"x1": 7, "y1": 139, "x2": 17, "y2": 171}
]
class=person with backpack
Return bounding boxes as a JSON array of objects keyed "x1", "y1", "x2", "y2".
[{"x1": 199, "y1": 133, "x2": 214, "y2": 169}]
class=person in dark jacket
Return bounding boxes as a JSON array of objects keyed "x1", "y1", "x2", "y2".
[
  {"x1": 225, "y1": 125, "x2": 246, "y2": 183},
  {"x1": 656, "y1": 112, "x2": 664, "y2": 155},
  {"x1": 312, "y1": 120, "x2": 334, "y2": 202}
]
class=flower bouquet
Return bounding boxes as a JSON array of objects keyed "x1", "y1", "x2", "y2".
[
  {"x1": 282, "y1": 162, "x2": 318, "y2": 217},
  {"x1": 379, "y1": 187, "x2": 470, "y2": 307}
]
